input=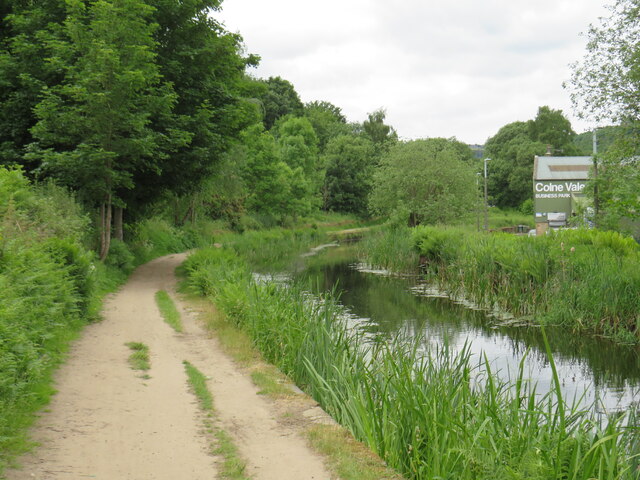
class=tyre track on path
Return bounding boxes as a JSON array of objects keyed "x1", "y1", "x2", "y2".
[{"x1": 5, "y1": 253, "x2": 332, "y2": 480}]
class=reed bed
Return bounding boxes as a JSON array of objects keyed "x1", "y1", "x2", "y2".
[
  {"x1": 183, "y1": 246, "x2": 640, "y2": 480},
  {"x1": 217, "y1": 227, "x2": 327, "y2": 272},
  {"x1": 365, "y1": 226, "x2": 640, "y2": 342},
  {"x1": 355, "y1": 226, "x2": 420, "y2": 273}
]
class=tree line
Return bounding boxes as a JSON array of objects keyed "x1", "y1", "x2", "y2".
[{"x1": 1, "y1": 0, "x2": 639, "y2": 257}]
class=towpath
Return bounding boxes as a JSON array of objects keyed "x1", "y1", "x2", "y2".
[{"x1": 5, "y1": 253, "x2": 332, "y2": 480}]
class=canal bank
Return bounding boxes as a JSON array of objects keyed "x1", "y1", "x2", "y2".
[{"x1": 183, "y1": 237, "x2": 639, "y2": 480}]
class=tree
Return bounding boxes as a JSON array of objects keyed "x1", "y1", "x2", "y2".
[
  {"x1": 568, "y1": 0, "x2": 640, "y2": 125},
  {"x1": 322, "y1": 135, "x2": 376, "y2": 215},
  {"x1": 362, "y1": 108, "x2": 398, "y2": 153},
  {"x1": 29, "y1": 0, "x2": 181, "y2": 259},
  {"x1": 0, "y1": 0, "x2": 68, "y2": 169},
  {"x1": 568, "y1": 0, "x2": 640, "y2": 233},
  {"x1": 594, "y1": 136, "x2": 640, "y2": 231},
  {"x1": 123, "y1": 0, "x2": 260, "y2": 218},
  {"x1": 527, "y1": 106, "x2": 579, "y2": 154},
  {"x1": 303, "y1": 100, "x2": 349, "y2": 153},
  {"x1": 258, "y1": 76, "x2": 304, "y2": 130},
  {"x1": 369, "y1": 139, "x2": 477, "y2": 225},
  {"x1": 272, "y1": 116, "x2": 321, "y2": 215},
  {"x1": 484, "y1": 107, "x2": 579, "y2": 208},
  {"x1": 238, "y1": 124, "x2": 296, "y2": 222}
]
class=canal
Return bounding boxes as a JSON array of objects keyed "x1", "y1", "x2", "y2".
[{"x1": 292, "y1": 246, "x2": 640, "y2": 413}]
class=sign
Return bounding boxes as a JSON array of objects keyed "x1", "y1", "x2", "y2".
[{"x1": 534, "y1": 181, "x2": 586, "y2": 199}]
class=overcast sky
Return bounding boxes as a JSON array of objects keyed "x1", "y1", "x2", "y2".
[{"x1": 216, "y1": 0, "x2": 609, "y2": 145}]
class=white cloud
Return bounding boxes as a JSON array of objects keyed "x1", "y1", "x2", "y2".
[{"x1": 218, "y1": 0, "x2": 610, "y2": 144}]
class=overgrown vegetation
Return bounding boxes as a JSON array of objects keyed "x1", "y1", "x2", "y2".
[
  {"x1": 182, "y1": 244, "x2": 640, "y2": 480},
  {"x1": 0, "y1": 168, "x2": 214, "y2": 474},
  {"x1": 0, "y1": 168, "x2": 96, "y2": 471}
]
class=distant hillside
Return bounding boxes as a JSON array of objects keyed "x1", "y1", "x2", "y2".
[{"x1": 573, "y1": 126, "x2": 624, "y2": 155}]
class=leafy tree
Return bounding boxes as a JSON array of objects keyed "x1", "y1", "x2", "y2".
[
  {"x1": 303, "y1": 100, "x2": 349, "y2": 153},
  {"x1": 0, "y1": 0, "x2": 68, "y2": 169},
  {"x1": 123, "y1": 0, "x2": 260, "y2": 218},
  {"x1": 28, "y1": 0, "x2": 181, "y2": 259},
  {"x1": 322, "y1": 135, "x2": 376, "y2": 215},
  {"x1": 362, "y1": 108, "x2": 398, "y2": 153},
  {"x1": 485, "y1": 122, "x2": 546, "y2": 208},
  {"x1": 569, "y1": 0, "x2": 640, "y2": 234},
  {"x1": 568, "y1": 0, "x2": 640, "y2": 125},
  {"x1": 238, "y1": 124, "x2": 296, "y2": 221},
  {"x1": 485, "y1": 107, "x2": 579, "y2": 208},
  {"x1": 369, "y1": 139, "x2": 476, "y2": 225},
  {"x1": 593, "y1": 135, "x2": 640, "y2": 232},
  {"x1": 527, "y1": 106, "x2": 579, "y2": 155},
  {"x1": 258, "y1": 76, "x2": 304, "y2": 130},
  {"x1": 273, "y1": 116, "x2": 321, "y2": 215}
]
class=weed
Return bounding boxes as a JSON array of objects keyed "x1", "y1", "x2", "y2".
[
  {"x1": 125, "y1": 342, "x2": 150, "y2": 371},
  {"x1": 155, "y1": 290, "x2": 183, "y2": 333},
  {"x1": 182, "y1": 361, "x2": 250, "y2": 480}
]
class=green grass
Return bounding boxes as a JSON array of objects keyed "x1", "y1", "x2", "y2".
[
  {"x1": 213, "y1": 429, "x2": 250, "y2": 480},
  {"x1": 183, "y1": 245, "x2": 640, "y2": 480},
  {"x1": 307, "y1": 425, "x2": 403, "y2": 480},
  {"x1": 182, "y1": 360, "x2": 249, "y2": 480},
  {"x1": 125, "y1": 342, "x2": 150, "y2": 371},
  {"x1": 155, "y1": 290, "x2": 183, "y2": 333},
  {"x1": 250, "y1": 368, "x2": 295, "y2": 396},
  {"x1": 183, "y1": 361, "x2": 213, "y2": 411}
]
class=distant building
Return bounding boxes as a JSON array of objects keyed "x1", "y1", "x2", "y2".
[
  {"x1": 533, "y1": 156, "x2": 592, "y2": 235},
  {"x1": 468, "y1": 144, "x2": 484, "y2": 159}
]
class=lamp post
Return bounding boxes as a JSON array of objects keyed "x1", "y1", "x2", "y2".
[
  {"x1": 483, "y1": 158, "x2": 490, "y2": 231},
  {"x1": 476, "y1": 172, "x2": 481, "y2": 232}
]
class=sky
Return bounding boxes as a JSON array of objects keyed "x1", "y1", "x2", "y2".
[{"x1": 216, "y1": 0, "x2": 610, "y2": 145}]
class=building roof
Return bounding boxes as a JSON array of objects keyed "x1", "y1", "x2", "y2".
[{"x1": 533, "y1": 156, "x2": 592, "y2": 180}]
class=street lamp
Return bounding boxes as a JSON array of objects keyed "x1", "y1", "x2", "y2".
[
  {"x1": 476, "y1": 172, "x2": 481, "y2": 232},
  {"x1": 483, "y1": 158, "x2": 490, "y2": 231}
]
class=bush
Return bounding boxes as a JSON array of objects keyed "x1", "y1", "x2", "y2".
[
  {"x1": 104, "y1": 239, "x2": 136, "y2": 273},
  {"x1": 0, "y1": 169, "x2": 96, "y2": 472}
]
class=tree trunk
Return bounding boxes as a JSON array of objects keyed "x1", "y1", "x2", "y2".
[
  {"x1": 113, "y1": 206, "x2": 124, "y2": 242},
  {"x1": 99, "y1": 199, "x2": 112, "y2": 261},
  {"x1": 190, "y1": 196, "x2": 196, "y2": 224}
]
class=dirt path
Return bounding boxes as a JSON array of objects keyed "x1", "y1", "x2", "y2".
[{"x1": 5, "y1": 254, "x2": 332, "y2": 480}]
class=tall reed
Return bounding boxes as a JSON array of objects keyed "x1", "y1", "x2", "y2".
[
  {"x1": 403, "y1": 226, "x2": 640, "y2": 342},
  {"x1": 183, "y1": 246, "x2": 640, "y2": 480}
]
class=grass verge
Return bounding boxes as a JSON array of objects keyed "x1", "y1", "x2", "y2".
[
  {"x1": 182, "y1": 360, "x2": 249, "y2": 480},
  {"x1": 307, "y1": 425, "x2": 402, "y2": 480},
  {"x1": 155, "y1": 290, "x2": 183, "y2": 333},
  {"x1": 179, "y1": 264, "x2": 405, "y2": 480}
]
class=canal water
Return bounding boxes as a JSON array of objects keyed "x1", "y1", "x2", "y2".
[{"x1": 293, "y1": 247, "x2": 640, "y2": 414}]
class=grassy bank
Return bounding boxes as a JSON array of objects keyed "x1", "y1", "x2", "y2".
[
  {"x1": 360, "y1": 224, "x2": 640, "y2": 342},
  {"x1": 182, "y1": 244, "x2": 639, "y2": 480}
]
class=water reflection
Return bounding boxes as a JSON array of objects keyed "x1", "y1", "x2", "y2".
[{"x1": 297, "y1": 248, "x2": 640, "y2": 413}]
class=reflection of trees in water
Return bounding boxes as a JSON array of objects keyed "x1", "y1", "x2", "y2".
[{"x1": 298, "y1": 258, "x2": 640, "y2": 391}]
